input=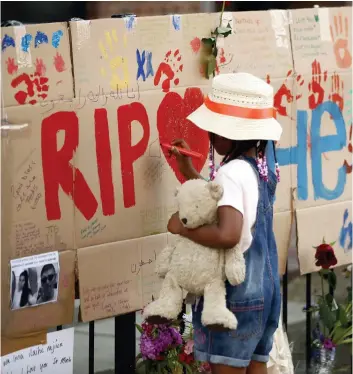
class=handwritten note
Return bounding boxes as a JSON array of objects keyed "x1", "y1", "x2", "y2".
[
  {"x1": 143, "y1": 159, "x2": 167, "y2": 189},
  {"x1": 11, "y1": 160, "x2": 42, "y2": 213},
  {"x1": 82, "y1": 280, "x2": 133, "y2": 316},
  {"x1": 140, "y1": 205, "x2": 176, "y2": 237},
  {"x1": 227, "y1": 13, "x2": 291, "y2": 76},
  {"x1": 1, "y1": 328, "x2": 74, "y2": 374},
  {"x1": 291, "y1": 14, "x2": 328, "y2": 59},
  {"x1": 14, "y1": 222, "x2": 67, "y2": 257},
  {"x1": 80, "y1": 218, "x2": 106, "y2": 240}
]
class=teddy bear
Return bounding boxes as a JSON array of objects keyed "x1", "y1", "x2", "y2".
[{"x1": 143, "y1": 179, "x2": 246, "y2": 330}]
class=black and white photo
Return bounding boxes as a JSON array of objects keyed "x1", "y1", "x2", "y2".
[{"x1": 10, "y1": 252, "x2": 60, "y2": 310}]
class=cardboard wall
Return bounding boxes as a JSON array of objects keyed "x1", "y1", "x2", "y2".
[{"x1": 1, "y1": 6, "x2": 352, "y2": 336}]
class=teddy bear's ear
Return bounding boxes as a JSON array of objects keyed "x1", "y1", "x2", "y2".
[
  {"x1": 174, "y1": 187, "x2": 180, "y2": 197},
  {"x1": 207, "y1": 182, "x2": 223, "y2": 201}
]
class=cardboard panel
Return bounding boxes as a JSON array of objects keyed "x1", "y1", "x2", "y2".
[
  {"x1": 297, "y1": 201, "x2": 352, "y2": 274},
  {"x1": 1, "y1": 22, "x2": 73, "y2": 107},
  {"x1": 218, "y1": 10, "x2": 293, "y2": 79},
  {"x1": 3, "y1": 102, "x2": 75, "y2": 258},
  {"x1": 291, "y1": 72, "x2": 352, "y2": 210},
  {"x1": 1, "y1": 250, "x2": 75, "y2": 337},
  {"x1": 77, "y1": 233, "x2": 175, "y2": 322},
  {"x1": 273, "y1": 211, "x2": 293, "y2": 275},
  {"x1": 73, "y1": 88, "x2": 210, "y2": 248},
  {"x1": 69, "y1": 14, "x2": 212, "y2": 98},
  {"x1": 1, "y1": 331, "x2": 47, "y2": 356},
  {"x1": 290, "y1": 7, "x2": 352, "y2": 75},
  {"x1": 266, "y1": 77, "x2": 294, "y2": 214}
]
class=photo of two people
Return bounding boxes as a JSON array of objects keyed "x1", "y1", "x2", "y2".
[{"x1": 11, "y1": 259, "x2": 59, "y2": 311}]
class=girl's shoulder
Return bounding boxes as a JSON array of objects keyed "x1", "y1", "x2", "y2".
[{"x1": 219, "y1": 159, "x2": 257, "y2": 183}]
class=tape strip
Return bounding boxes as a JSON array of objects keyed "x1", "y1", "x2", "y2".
[
  {"x1": 14, "y1": 25, "x2": 32, "y2": 68},
  {"x1": 318, "y1": 8, "x2": 331, "y2": 42},
  {"x1": 270, "y1": 10, "x2": 290, "y2": 49},
  {"x1": 75, "y1": 20, "x2": 91, "y2": 51}
]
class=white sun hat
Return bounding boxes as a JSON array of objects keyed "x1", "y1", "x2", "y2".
[{"x1": 187, "y1": 72, "x2": 282, "y2": 141}]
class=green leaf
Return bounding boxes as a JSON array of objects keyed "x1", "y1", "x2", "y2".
[
  {"x1": 319, "y1": 301, "x2": 336, "y2": 330},
  {"x1": 325, "y1": 293, "x2": 334, "y2": 307},
  {"x1": 135, "y1": 324, "x2": 143, "y2": 334},
  {"x1": 180, "y1": 362, "x2": 193, "y2": 374},
  {"x1": 215, "y1": 26, "x2": 232, "y2": 37},
  {"x1": 201, "y1": 37, "x2": 216, "y2": 46},
  {"x1": 338, "y1": 305, "x2": 349, "y2": 326},
  {"x1": 136, "y1": 360, "x2": 146, "y2": 371},
  {"x1": 207, "y1": 55, "x2": 217, "y2": 78},
  {"x1": 136, "y1": 353, "x2": 143, "y2": 361},
  {"x1": 327, "y1": 271, "x2": 337, "y2": 291}
]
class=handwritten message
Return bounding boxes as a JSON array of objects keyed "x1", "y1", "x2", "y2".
[
  {"x1": 292, "y1": 14, "x2": 328, "y2": 59},
  {"x1": 1, "y1": 328, "x2": 74, "y2": 374},
  {"x1": 11, "y1": 159, "x2": 42, "y2": 212},
  {"x1": 14, "y1": 222, "x2": 67, "y2": 257},
  {"x1": 82, "y1": 280, "x2": 133, "y2": 315},
  {"x1": 80, "y1": 218, "x2": 106, "y2": 240}
]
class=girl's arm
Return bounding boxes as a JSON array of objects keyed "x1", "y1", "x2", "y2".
[{"x1": 168, "y1": 206, "x2": 243, "y2": 249}]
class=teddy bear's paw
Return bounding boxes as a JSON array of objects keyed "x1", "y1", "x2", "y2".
[
  {"x1": 225, "y1": 263, "x2": 246, "y2": 286},
  {"x1": 201, "y1": 308, "x2": 238, "y2": 331},
  {"x1": 143, "y1": 300, "x2": 180, "y2": 323},
  {"x1": 225, "y1": 266, "x2": 246, "y2": 285}
]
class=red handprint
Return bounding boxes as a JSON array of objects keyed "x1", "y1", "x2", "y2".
[
  {"x1": 54, "y1": 52, "x2": 66, "y2": 72},
  {"x1": 343, "y1": 125, "x2": 352, "y2": 174},
  {"x1": 267, "y1": 71, "x2": 304, "y2": 118},
  {"x1": 328, "y1": 73, "x2": 344, "y2": 113},
  {"x1": 11, "y1": 72, "x2": 49, "y2": 105},
  {"x1": 330, "y1": 14, "x2": 352, "y2": 69},
  {"x1": 308, "y1": 60, "x2": 328, "y2": 110},
  {"x1": 6, "y1": 57, "x2": 18, "y2": 75},
  {"x1": 154, "y1": 50, "x2": 183, "y2": 93},
  {"x1": 34, "y1": 58, "x2": 46, "y2": 76}
]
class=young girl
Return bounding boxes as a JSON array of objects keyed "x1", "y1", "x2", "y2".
[{"x1": 167, "y1": 73, "x2": 282, "y2": 374}]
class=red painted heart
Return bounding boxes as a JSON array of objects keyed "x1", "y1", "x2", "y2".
[{"x1": 157, "y1": 88, "x2": 209, "y2": 183}]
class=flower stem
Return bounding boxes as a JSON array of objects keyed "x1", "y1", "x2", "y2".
[
  {"x1": 219, "y1": 1, "x2": 226, "y2": 27},
  {"x1": 320, "y1": 272, "x2": 327, "y2": 337}
]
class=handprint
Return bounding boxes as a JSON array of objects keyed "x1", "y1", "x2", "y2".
[
  {"x1": 154, "y1": 50, "x2": 183, "y2": 93},
  {"x1": 6, "y1": 57, "x2": 18, "y2": 75},
  {"x1": 308, "y1": 60, "x2": 327, "y2": 110},
  {"x1": 99, "y1": 30, "x2": 129, "y2": 90},
  {"x1": 11, "y1": 72, "x2": 49, "y2": 105},
  {"x1": 328, "y1": 73, "x2": 344, "y2": 113},
  {"x1": 267, "y1": 70, "x2": 303, "y2": 118},
  {"x1": 330, "y1": 14, "x2": 352, "y2": 69}
]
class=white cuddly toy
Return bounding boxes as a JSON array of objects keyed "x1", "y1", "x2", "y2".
[{"x1": 143, "y1": 179, "x2": 246, "y2": 330}]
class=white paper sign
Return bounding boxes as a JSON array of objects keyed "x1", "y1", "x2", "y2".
[{"x1": 1, "y1": 328, "x2": 74, "y2": 374}]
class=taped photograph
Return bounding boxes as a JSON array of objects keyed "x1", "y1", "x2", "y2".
[{"x1": 10, "y1": 251, "x2": 60, "y2": 310}]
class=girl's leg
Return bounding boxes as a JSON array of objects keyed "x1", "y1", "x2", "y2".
[
  {"x1": 246, "y1": 360, "x2": 267, "y2": 374},
  {"x1": 211, "y1": 363, "x2": 246, "y2": 374}
]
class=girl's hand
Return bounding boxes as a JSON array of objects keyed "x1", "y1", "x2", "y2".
[
  {"x1": 170, "y1": 139, "x2": 199, "y2": 180},
  {"x1": 167, "y1": 212, "x2": 184, "y2": 235}
]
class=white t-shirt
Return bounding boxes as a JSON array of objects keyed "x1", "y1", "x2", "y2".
[
  {"x1": 12, "y1": 289, "x2": 22, "y2": 309},
  {"x1": 214, "y1": 159, "x2": 259, "y2": 253}
]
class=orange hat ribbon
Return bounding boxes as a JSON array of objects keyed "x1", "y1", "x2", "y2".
[{"x1": 204, "y1": 95, "x2": 275, "y2": 120}]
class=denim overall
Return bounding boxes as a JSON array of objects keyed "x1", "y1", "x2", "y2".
[{"x1": 193, "y1": 156, "x2": 281, "y2": 368}]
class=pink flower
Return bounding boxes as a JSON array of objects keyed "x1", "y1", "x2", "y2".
[{"x1": 184, "y1": 340, "x2": 194, "y2": 355}]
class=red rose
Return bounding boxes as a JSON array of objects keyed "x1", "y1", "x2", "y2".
[
  {"x1": 179, "y1": 352, "x2": 194, "y2": 364},
  {"x1": 142, "y1": 322, "x2": 153, "y2": 336},
  {"x1": 314, "y1": 243, "x2": 337, "y2": 269}
]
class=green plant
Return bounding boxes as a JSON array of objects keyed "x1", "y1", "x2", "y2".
[{"x1": 200, "y1": 1, "x2": 232, "y2": 79}]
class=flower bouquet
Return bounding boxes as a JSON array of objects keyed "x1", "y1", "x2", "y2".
[
  {"x1": 305, "y1": 240, "x2": 352, "y2": 374},
  {"x1": 136, "y1": 314, "x2": 211, "y2": 373}
]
